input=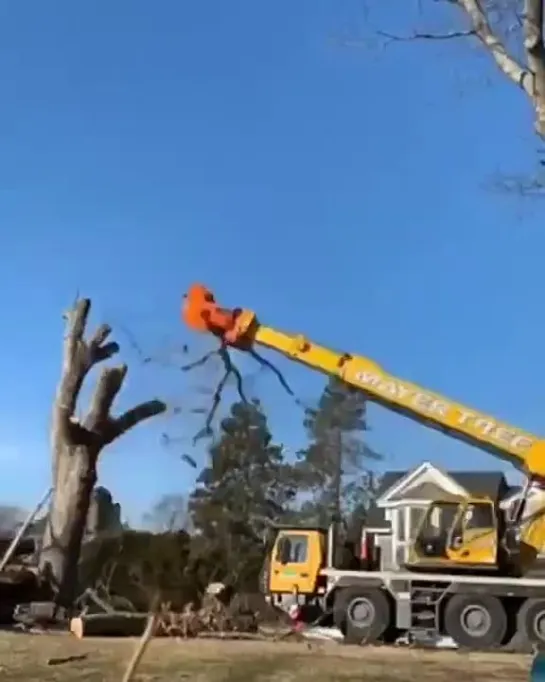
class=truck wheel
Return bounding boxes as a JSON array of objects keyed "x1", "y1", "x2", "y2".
[
  {"x1": 333, "y1": 587, "x2": 390, "y2": 645},
  {"x1": 444, "y1": 594, "x2": 507, "y2": 649},
  {"x1": 518, "y1": 599, "x2": 545, "y2": 647}
]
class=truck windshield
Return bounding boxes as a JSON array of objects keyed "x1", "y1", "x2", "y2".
[{"x1": 276, "y1": 534, "x2": 308, "y2": 563}]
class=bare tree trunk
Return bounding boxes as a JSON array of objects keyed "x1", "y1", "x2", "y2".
[{"x1": 39, "y1": 298, "x2": 166, "y2": 609}]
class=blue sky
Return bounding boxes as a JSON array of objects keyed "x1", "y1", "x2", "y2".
[{"x1": 0, "y1": 1, "x2": 542, "y2": 523}]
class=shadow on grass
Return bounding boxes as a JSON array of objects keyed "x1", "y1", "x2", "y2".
[{"x1": 212, "y1": 656, "x2": 294, "y2": 682}]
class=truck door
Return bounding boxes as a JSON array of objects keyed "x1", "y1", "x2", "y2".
[{"x1": 269, "y1": 531, "x2": 321, "y2": 595}]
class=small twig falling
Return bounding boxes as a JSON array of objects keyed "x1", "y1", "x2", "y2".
[{"x1": 180, "y1": 349, "x2": 218, "y2": 372}]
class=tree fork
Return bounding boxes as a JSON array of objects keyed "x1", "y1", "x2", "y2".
[{"x1": 39, "y1": 297, "x2": 167, "y2": 609}]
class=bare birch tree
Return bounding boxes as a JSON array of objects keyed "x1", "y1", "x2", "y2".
[
  {"x1": 375, "y1": 0, "x2": 545, "y2": 138},
  {"x1": 39, "y1": 298, "x2": 167, "y2": 608}
]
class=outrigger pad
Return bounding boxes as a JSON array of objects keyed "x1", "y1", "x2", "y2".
[{"x1": 531, "y1": 653, "x2": 545, "y2": 681}]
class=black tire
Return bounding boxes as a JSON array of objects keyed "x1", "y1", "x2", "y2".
[
  {"x1": 518, "y1": 598, "x2": 545, "y2": 648},
  {"x1": 444, "y1": 594, "x2": 507, "y2": 649},
  {"x1": 333, "y1": 587, "x2": 390, "y2": 645}
]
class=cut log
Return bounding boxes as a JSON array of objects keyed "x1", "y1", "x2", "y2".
[{"x1": 70, "y1": 612, "x2": 152, "y2": 639}]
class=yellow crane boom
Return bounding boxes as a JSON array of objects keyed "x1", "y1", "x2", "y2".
[{"x1": 182, "y1": 283, "x2": 545, "y2": 480}]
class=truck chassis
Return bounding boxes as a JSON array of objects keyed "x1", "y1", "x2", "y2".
[{"x1": 314, "y1": 568, "x2": 545, "y2": 650}]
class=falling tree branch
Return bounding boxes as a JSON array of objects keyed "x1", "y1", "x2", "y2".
[
  {"x1": 177, "y1": 338, "x2": 307, "y2": 444},
  {"x1": 218, "y1": 347, "x2": 248, "y2": 404},
  {"x1": 191, "y1": 346, "x2": 250, "y2": 444},
  {"x1": 180, "y1": 350, "x2": 218, "y2": 372},
  {"x1": 249, "y1": 350, "x2": 302, "y2": 407}
]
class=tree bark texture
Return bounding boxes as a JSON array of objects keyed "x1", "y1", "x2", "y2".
[
  {"x1": 39, "y1": 298, "x2": 166, "y2": 608},
  {"x1": 384, "y1": 0, "x2": 545, "y2": 138},
  {"x1": 454, "y1": 0, "x2": 545, "y2": 136}
]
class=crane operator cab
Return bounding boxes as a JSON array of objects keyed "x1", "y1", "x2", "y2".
[
  {"x1": 263, "y1": 522, "x2": 380, "y2": 615},
  {"x1": 407, "y1": 496, "x2": 500, "y2": 572}
]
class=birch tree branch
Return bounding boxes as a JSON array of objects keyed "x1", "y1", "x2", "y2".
[
  {"x1": 377, "y1": 28, "x2": 476, "y2": 43},
  {"x1": 523, "y1": 0, "x2": 545, "y2": 134},
  {"x1": 456, "y1": 0, "x2": 529, "y2": 92}
]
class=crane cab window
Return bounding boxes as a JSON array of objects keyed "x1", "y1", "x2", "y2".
[
  {"x1": 422, "y1": 503, "x2": 458, "y2": 535},
  {"x1": 275, "y1": 534, "x2": 308, "y2": 564},
  {"x1": 464, "y1": 503, "x2": 495, "y2": 530}
]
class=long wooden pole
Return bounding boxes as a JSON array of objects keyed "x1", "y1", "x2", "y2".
[{"x1": 0, "y1": 487, "x2": 53, "y2": 572}]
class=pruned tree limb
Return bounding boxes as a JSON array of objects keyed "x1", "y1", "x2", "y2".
[
  {"x1": 105, "y1": 399, "x2": 167, "y2": 444},
  {"x1": 52, "y1": 298, "x2": 167, "y2": 461},
  {"x1": 86, "y1": 366, "x2": 128, "y2": 432}
]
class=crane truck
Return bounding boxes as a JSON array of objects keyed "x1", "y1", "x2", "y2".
[{"x1": 182, "y1": 283, "x2": 545, "y2": 651}]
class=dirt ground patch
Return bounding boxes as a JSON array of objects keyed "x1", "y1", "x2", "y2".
[{"x1": 0, "y1": 632, "x2": 533, "y2": 681}]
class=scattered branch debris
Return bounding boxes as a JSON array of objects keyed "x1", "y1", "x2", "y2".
[{"x1": 47, "y1": 654, "x2": 89, "y2": 667}]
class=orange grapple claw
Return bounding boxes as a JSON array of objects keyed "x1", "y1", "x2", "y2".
[{"x1": 182, "y1": 283, "x2": 257, "y2": 349}]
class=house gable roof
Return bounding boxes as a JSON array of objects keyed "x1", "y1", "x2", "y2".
[
  {"x1": 363, "y1": 462, "x2": 509, "y2": 533},
  {"x1": 376, "y1": 462, "x2": 508, "y2": 506}
]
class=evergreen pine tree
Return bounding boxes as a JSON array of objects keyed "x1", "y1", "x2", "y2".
[
  {"x1": 296, "y1": 377, "x2": 381, "y2": 526},
  {"x1": 189, "y1": 399, "x2": 297, "y2": 589}
]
